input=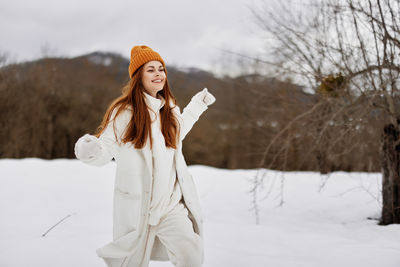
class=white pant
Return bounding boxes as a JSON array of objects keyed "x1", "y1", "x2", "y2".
[{"x1": 124, "y1": 200, "x2": 203, "y2": 267}]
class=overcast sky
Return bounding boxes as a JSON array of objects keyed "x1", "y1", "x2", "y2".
[{"x1": 0, "y1": 0, "x2": 269, "y2": 76}]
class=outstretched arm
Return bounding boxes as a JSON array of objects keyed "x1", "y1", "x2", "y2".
[
  {"x1": 179, "y1": 88, "x2": 216, "y2": 141},
  {"x1": 74, "y1": 109, "x2": 130, "y2": 166}
]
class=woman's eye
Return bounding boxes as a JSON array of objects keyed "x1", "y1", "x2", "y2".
[{"x1": 159, "y1": 69, "x2": 165, "y2": 72}]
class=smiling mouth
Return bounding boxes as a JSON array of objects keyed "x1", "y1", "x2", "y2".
[{"x1": 152, "y1": 79, "x2": 163, "y2": 83}]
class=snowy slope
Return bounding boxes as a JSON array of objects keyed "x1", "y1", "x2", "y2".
[{"x1": 0, "y1": 158, "x2": 399, "y2": 267}]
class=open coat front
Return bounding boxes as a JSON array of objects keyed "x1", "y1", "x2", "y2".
[{"x1": 81, "y1": 98, "x2": 208, "y2": 266}]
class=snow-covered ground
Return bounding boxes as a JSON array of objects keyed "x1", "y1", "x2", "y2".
[{"x1": 0, "y1": 158, "x2": 399, "y2": 267}]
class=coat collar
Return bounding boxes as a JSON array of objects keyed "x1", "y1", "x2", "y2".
[
  {"x1": 125, "y1": 92, "x2": 176, "y2": 112},
  {"x1": 143, "y1": 91, "x2": 165, "y2": 113}
]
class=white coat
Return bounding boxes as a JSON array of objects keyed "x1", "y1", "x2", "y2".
[{"x1": 79, "y1": 96, "x2": 208, "y2": 265}]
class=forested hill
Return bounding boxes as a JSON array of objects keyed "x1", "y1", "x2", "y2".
[{"x1": 0, "y1": 52, "x2": 381, "y2": 172}]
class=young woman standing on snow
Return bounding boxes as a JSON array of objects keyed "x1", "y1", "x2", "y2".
[{"x1": 74, "y1": 45, "x2": 215, "y2": 267}]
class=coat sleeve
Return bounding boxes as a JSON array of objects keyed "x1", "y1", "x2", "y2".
[
  {"x1": 80, "y1": 108, "x2": 131, "y2": 167},
  {"x1": 177, "y1": 98, "x2": 208, "y2": 141}
]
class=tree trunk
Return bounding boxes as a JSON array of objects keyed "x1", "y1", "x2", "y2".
[{"x1": 380, "y1": 123, "x2": 400, "y2": 225}]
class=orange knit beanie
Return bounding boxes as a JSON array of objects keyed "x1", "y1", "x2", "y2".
[{"x1": 128, "y1": 45, "x2": 166, "y2": 78}]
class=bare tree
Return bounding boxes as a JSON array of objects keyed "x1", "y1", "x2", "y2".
[{"x1": 250, "y1": 0, "x2": 400, "y2": 224}]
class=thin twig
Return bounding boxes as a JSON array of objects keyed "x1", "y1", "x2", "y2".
[{"x1": 42, "y1": 213, "x2": 76, "y2": 237}]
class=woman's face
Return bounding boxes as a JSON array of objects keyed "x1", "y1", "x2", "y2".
[{"x1": 141, "y1": 60, "x2": 166, "y2": 97}]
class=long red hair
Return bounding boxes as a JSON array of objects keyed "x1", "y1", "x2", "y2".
[{"x1": 94, "y1": 65, "x2": 180, "y2": 149}]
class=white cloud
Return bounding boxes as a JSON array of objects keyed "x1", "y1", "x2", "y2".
[{"x1": 0, "y1": 0, "x2": 268, "y2": 75}]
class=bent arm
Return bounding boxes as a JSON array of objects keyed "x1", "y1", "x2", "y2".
[{"x1": 178, "y1": 98, "x2": 208, "y2": 141}]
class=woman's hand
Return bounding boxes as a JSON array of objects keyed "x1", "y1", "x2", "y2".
[
  {"x1": 192, "y1": 88, "x2": 216, "y2": 106},
  {"x1": 74, "y1": 134, "x2": 102, "y2": 161}
]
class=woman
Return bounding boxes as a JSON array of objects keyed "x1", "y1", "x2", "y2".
[{"x1": 74, "y1": 45, "x2": 215, "y2": 267}]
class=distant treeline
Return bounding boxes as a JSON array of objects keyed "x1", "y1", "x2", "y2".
[{"x1": 0, "y1": 52, "x2": 386, "y2": 171}]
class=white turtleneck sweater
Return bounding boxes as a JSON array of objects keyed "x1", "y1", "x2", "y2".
[{"x1": 143, "y1": 91, "x2": 183, "y2": 226}]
